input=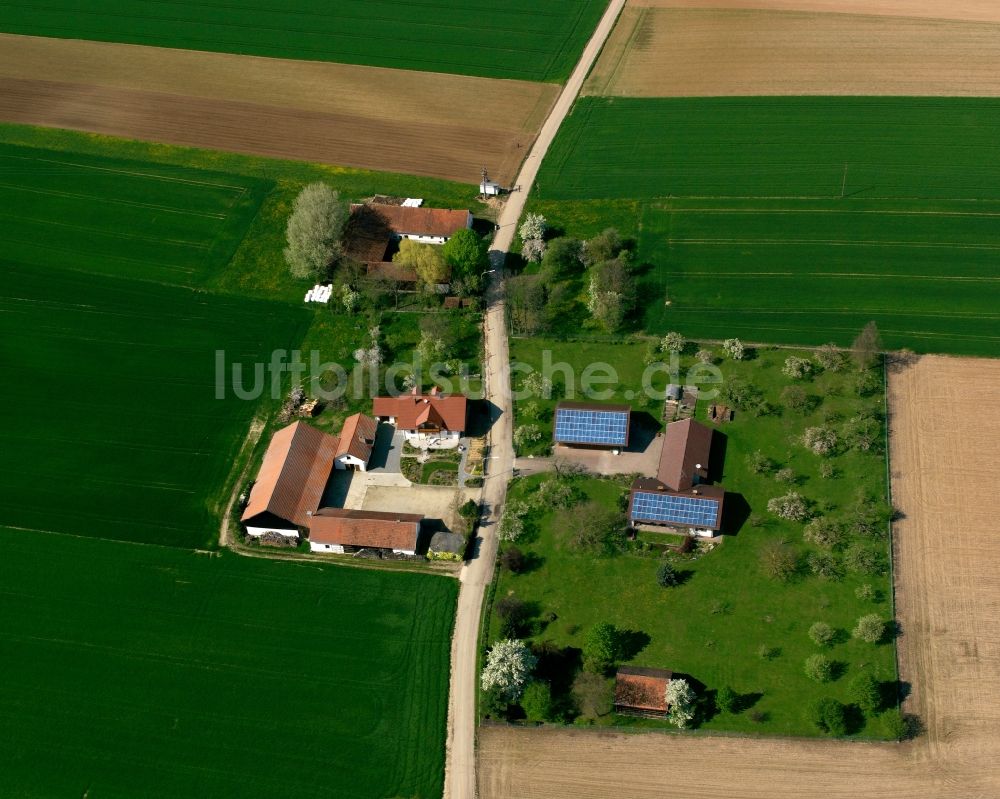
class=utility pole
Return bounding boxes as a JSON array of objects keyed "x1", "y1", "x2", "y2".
[{"x1": 481, "y1": 165, "x2": 489, "y2": 200}]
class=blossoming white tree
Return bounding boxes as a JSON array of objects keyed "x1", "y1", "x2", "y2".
[
  {"x1": 481, "y1": 638, "x2": 537, "y2": 701},
  {"x1": 665, "y1": 678, "x2": 696, "y2": 728}
]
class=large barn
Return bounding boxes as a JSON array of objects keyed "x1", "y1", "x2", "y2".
[{"x1": 239, "y1": 418, "x2": 417, "y2": 554}]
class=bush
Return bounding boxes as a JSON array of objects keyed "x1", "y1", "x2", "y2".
[
  {"x1": 855, "y1": 583, "x2": 877, "y2": 602},
  {"x1": 782, "y1": 356, "x2": 813, "y2": 379},
  {"x1": 665, "y1": 678, "x2": 697, "y2": 728},
  {"x1": 803, "y1": 518, "x2": 845, "y2": 551},
  {"x1": 572, "y1": 671, "x2": 613, "y2": 720},
  {"x1": 760, "y1": 540, "x2": 798, "y2": 582},
  {"x1": 696, "y1": 349, "x2": 714, "y2": 364},
  {"x1": 849, "y1": 672, "x2": 883, "y2": 714},
  {"x1": 774, "y1": 467, "x2": 796, "y2": 484},
  {"x1": 810, "y1": 697, "x2": 848, "y2": 735},
  {"x1": 853, "y1": 614, "x2": 886, "y2": 643},
  {"x1": 283, "y1": 182, "x2": 348, "y2": 279},
  {"x1": 767, "y1": 491, "x2": 810, "y2": 521},
  {"x1": 723, "y1": 338, "x2": 746, "y2": 360},
  {"x1": 521, "y1": 680, "x2": 554, "y2": 722},
  {"x1": 716, "y1": 685, "x2": 738, "y2": 713},
  {"x1": 780, "y1": 385, "x2": 810, "y2": 413},
  {"x1": 807, "y1": 551, "x2": 843, "y2": 581},
  {"x1": 804, "y1": 654, "x2": 835, "y2": 683},
  {"x1": 758, "y1": 644, "x2": 780, "y2": 661},
  {"x1": 501, "y1": 546, "x2": 526, "y2": 574},
  {"x1": 482, "y1": 686, "x2": 509, "y2": 719},
  {"x1": 583, "y1": 622, "x2": 620, "y2": 674},
  {"x1": 746, "y1": 450, "x2": 774, "y2": 475},
  {"x1": 656, "y1": 561, "x2": 680, "y2": 588},
  {"x1": 814, "y1": 343, "x2": 846, "y2": 372},
  {"x1": 802, "y1": 426, "x2": 837, "y2": 456},
  {"x1": 808, "y1": 621, "x2": 836, "y2": 647},
  {"x1": 844, "y1": 544, "x2": 886, "y2": 575},
  {"x1": 882, "y1": 708, "x2": 912, "y2": 740},
  {"x1": 660, "y1": 331, "x2": 686, "y2": 353},
  {"x1": 514, "y1": 424, "x2": 543, "y2": 450}
]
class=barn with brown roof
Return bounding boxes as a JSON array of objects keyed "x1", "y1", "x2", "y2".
[
  {"x1": 614, "y1": 667, "x2": 674, "y2": 718},
  {"x1": 309, "y1": 509, "x2": 422, "y2": 556},
  {"x1": 241, "y1": 421, "x2": 339, "y2": 539}
]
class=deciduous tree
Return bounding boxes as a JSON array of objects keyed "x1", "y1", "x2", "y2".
[
  {"x1": 283, "y1": 182, "x2": 348, "y2": 279},
  {"x1": 481, "y1": 638, "x2": 537, "y2": 701}
]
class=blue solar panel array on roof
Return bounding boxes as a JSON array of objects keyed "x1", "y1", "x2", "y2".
[
  {"x1": 554, "y1": 407, "x2": 629, "y2": 446},
  {"x1": 630, "y1": 491, "x2": 720, "y2": 528}
]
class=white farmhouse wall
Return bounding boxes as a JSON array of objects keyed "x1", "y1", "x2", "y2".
[
  {"x1": 392, "y1": 548, "x2": 416, "y2": 556},
  {"x1": 334, "y1": 454, "x2": 368, "y2": 472},
  {"x1": 310, "y1": 541, "x2": 346, "y2": 554}
]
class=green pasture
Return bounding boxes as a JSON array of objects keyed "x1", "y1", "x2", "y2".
[
  {"x1": 0, "y1": 529, "x2": 456, "y2": 798},
  {"x1": 531, "y1": 97, "x2": 1000, "y2": 355},
  {"x1": 490, "y1": 347, "x2": 898, "y2": 737},
  {"x1": 0, "y1": 0, "x2": 608, "y2": 82}
]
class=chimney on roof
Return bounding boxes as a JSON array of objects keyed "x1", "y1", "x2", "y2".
[
  {"x1": 692, "y1": 489, "x2": 699, "y2": 495},
  {"x1": 430, "y1": 386, "x2": 440, "y2": 397}
]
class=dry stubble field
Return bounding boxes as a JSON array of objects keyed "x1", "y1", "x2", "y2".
[
  {"x1": 0, "y1": 34, "x2": 558, "y2": 184},
  {"x1": 479, "y1": 355, "x2": 1000, "y2": 798},
  {"x1": 584, "y1": 0, "x2": 1000, "y2": 96}
]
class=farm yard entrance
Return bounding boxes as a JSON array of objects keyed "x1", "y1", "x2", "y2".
[
  {"x1": 477, "y1": 355, "x2": 1000, "y2": 798},
  {"x1": 0, "y1": 34, "x2": 559, "y2": 184}
]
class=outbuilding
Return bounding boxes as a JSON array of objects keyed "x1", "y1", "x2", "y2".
[{"x1": 308, "y1": 509, "x2": 422, "y2": 556}]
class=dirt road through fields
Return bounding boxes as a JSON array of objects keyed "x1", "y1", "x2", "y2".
[
  {"x1": 442, "y1": 2, "x2": 628, "y2": 797},
  {"x1": 478, "y1": 355, "x2": 1000, "y2": 797},
  {"x1": 0, "y1": 34, "x2": 557, "y2": 184}
]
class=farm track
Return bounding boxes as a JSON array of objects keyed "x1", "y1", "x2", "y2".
[
  {"x1": 478, "y1": 355, "x2": 1000, "y2": 797},
  {"x1": 0, "y1": 34, "x2": 560, "y2": 185}
]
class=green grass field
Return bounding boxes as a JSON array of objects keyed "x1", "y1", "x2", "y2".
[
  {"x1": 533, "y1": 97, "x2": 1000, "y2": 355},
  {"x1": 0, "y1": 140, "x2": 312, "y2": 548},
  {"x1": 0, "y1": 529, "x2": 456, "y2": 798},
  {"x1": 0, "y1": 0, "x2": 608, "y2": 82},
  {"x1": 490, "y1": 346, "x2": 898, "y2": 737}
]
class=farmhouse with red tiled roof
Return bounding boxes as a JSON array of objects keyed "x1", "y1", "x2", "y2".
[{"x1": 372, "y1": 387, "x2": 467, "y2": 445}]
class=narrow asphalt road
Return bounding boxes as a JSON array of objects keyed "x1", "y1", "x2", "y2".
[{"x1": 442, "y1": 2, "x2": 628, "y2": 797}]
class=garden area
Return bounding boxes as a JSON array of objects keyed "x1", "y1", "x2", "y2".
[
  {"x1": 483, "y1": 336, "x2": 906, "y2": 739},
  {"x1": 401, "y1": 445, "x2": 463, "y2": 487}
]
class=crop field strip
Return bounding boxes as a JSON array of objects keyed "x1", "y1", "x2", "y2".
[
  {"x1": 0, "y1": 0, "x2": 609, "y2": 82},
  {"x1": 0, "y1": 142, "x2": 310, "y2": 549},
  {"x1": 0, "y1": 143, "x2": 267, "y2": 286},
  {"x1": 0, "y1": 34, "x2": 560, "y2": 185},
  {"x1": 584, "y1": 6, "x2": 1000, "y2": 97},
  {"x1": 0, "y1": 530, "x2": 458, "y2": 798},
  {"x1": 533, "y1": 97, "x2": 1000, "y2": 355}
]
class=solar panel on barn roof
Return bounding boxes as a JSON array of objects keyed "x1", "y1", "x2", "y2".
[
  {"x1": 630, "y1": 491, "x2": 720, "y2": 528},
  {"x1": 554, "y1": 407, "x2": 629, "y2": 446}
]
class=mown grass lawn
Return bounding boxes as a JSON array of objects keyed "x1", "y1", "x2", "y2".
[
  {"x1": 489, "y1": 344, "x2": 899, "y2": 738},
  {"x1": 529, "y1": 97, "x2": 1000, "y2": 355}
]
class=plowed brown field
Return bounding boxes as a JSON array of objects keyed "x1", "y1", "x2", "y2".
[
  {"x1": 479, "y1": 355, "x2": 1000, "y2": 798},
  {"x1": 0, "y1": 34, "x2": 558, "y2": 184},
  {"x1": 585, "y1": 2, "x2": 1000, "y2": 96}
]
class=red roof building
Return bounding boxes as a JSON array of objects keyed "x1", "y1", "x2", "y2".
[
  {"x1": 372, "y1": 388, "x2": 467, "y2": 442},
  {"x1": 309, "y1": 509, "x2": 422, "y2": 555},
  {"x1": 614, "y1": 667, "x2": 674, "y2": 718},
  {"x1": 335, "y1": 413, "x2": 378, "y2": 472},
  {"x1": 241, "y1": 421, "x2": 339, "y2": 534}
]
